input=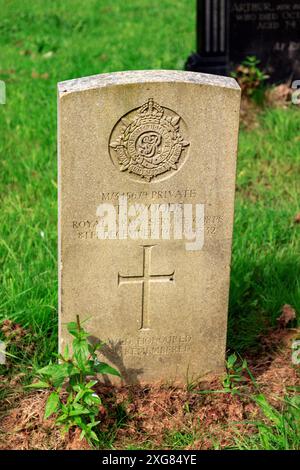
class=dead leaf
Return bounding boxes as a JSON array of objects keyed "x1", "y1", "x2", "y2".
[
  {"x1": 265, "y1": 84, "x2": 292, "y2": 108},
  {"x1": 277, "y1": 304, "x2": 297, "y2": 328},
  {"x1": 0, "y1": 69, "x2": 15, "y2": 75},
  {"x1": 31, "y1": 71, "x2": 49, "y2": 80},
  {"x1": 99, "y1": 53, "x2": 108, "y2": 61},
  {"x1": 294, "y1": 213, "x2": 300, "y2": 224},
  {"x1": 65, "y1": 428, "x2": 90, "y2": 450},
  {"x1": 239, "y1": 96, "x2": 261, "y2": 130},
  {"x1": 20, "y1": 50, "x2": 34, "y2": 57}
]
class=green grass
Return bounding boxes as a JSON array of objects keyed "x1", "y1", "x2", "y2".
[
  {"x1": 229, "y1": 107, "x2": 300, "y2": 351},
  {"x1": 231, "y1": 391, "x2": 300, "y2": 450},
  {"x1": 163, "y1": 430, "x2": 199, "y2": 450},
  {"x1": 0, "y1": 0, "x2": 195, "y2": 368},
  {"x1": 0, "y1": 0, "x2": 299, "y2": 449},
  {"x1": 0, "y1": 0, "x2": 299, "y2": 363}
]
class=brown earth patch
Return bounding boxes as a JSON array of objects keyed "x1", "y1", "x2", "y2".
[{"x1": 0, "y1": 328, "x2": 299, "y2": 450}]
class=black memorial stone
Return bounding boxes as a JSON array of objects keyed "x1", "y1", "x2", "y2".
[{"x1": 186, "y1": 0, "x2": 300, "y2": 83}]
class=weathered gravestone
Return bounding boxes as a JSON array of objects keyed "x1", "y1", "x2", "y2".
[
  {"x1": 58, "y1": 70, "x2": 240, "y2": 384},
  {"x1": 186, "y1": 0, "x2": 300, "y2": 83}
]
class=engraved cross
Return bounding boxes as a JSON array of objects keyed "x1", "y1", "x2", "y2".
[{"x1": 118, "y1": 245, "x2": 175, "y2": 330}]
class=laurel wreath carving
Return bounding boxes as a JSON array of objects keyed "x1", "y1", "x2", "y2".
[{"x1": 109, "y1": 98, "x2": 189, "y2": 182}]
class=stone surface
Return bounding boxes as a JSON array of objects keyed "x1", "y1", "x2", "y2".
[
  {"x1": 58, "y1": 70, "x2": 240, "y2": 385},
  {"x1": 230, "y1": 0, "x2": 300, "y2": 83}
]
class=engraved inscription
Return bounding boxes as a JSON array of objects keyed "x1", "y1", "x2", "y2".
[
  {"x1": 232, "y1": 1, "x2": 300, "y2": 31},
  {"x1": 72, "y1": 213, "x2": 223, "y2": 240},
  {"x1": 109, "y1": 98, "x2": 189, "y2": 182},
  {"x1": 105, "y1": 334, "x2": 192, "y2": 358},
  {"x1": 118, "y1": 245, "x2": 175, "y2": 330},
  {"x1": 122, "y1": 343, "x2": 190, "y2": 357},
  {"x1": 100, "y1": 189, "x2": 197, "y2": 201}
]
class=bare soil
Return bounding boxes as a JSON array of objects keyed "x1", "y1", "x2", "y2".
[{"x1": 0, "y1": 327, "x2": 299, "y2": 450}]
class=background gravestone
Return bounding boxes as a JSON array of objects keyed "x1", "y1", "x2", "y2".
[
  {"x1": 186, "y1": 0, "x2": 300, "y2": 83},
  {"x1": 58, "y1": 70, "x2": 240, "y2": 385}
]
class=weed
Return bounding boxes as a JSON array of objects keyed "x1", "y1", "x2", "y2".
[
  {"x1": 233, "y1": 392, "x2": 300, "y2": 450},
  {"x1": 28, "y1": 316, "x2": 120, "y2": 446},
  {"x1": 222, "y1": 353, "x2": 250, "y2": 393},
  {"x1": 231, "y1": 55, "x2": 269, "y2": 100}
]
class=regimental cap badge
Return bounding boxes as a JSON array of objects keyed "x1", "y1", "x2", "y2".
[{"x1": 109, "y1": 98, "x2": 189, "y2": 182}]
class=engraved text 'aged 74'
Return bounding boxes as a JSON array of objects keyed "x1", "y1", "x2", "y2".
[{"x1": 109, "y1": 98, "x2": 189, "y2": 182}]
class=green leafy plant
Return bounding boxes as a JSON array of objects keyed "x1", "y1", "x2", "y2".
[
  {"x1": 222, "y1": 353, "x2": 249, "y2": 393},
  {"x1": 231, "y1": 55, "x2": 269, "y2": 98},
  {"x1": 28, "y1": 316, "x2": 120, "y2": 446}
]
